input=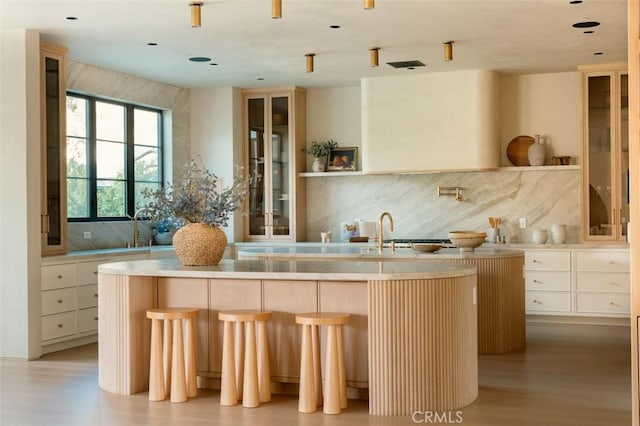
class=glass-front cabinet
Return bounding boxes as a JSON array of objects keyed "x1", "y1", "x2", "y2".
[
  {"x1": 581, "y1": 64, "x2": 628, "y2": 242},
  {"x1": 40, "y1": 42, "x2": 68, "y2": 255},
  {"x1": 243, "y1": 87, "x2": 306, "y2": 241}
]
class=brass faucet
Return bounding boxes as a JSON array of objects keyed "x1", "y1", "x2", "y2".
[
  {"x1": 378, "y1": 211, "x2": 394, "y2": 252},
  {"x1": 132, "y1": 207, "x2": 148, "y2": 248}
]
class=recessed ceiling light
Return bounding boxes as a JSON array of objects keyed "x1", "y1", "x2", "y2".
[
  {"x1": 188, "y1": 56, "x2": 211, "y2": 62},
  {"x1": 66, "y1": 16, "x2": 78, "y2": 20},
  {"x1": 569, "y1": 0, "x2": 583, "y2": 4},
  {"x1": 572, "y1": 21, "x2": 600, "y2": 28},
  {"x1": 329, "y1": 25, "x2": 341, "y2": 29},
  {"x1": 593, "y1": 52, "x2": 604, "y2": 56},
  {"x1": 147, "y1": 42, "x2": 158, "y2": 46},
  {"x1": 583, "y1": 30, "x2": 595, "y2": 34}
]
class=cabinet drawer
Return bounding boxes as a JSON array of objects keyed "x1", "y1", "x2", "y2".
[
  {"x1": 575, "y1": 251, "x2": 629, "y2": 272},
  {"x1": 78, "y1": 307, "x2": 98, "y2": 333},
  {"x1": 77, "y1": 261, "x2": 105, "y2": 285},
  {"x1": 525, "y1": 291, "x2": 571, "y2": 313},
  {"x1": 41, "y1": 263, "x2": 77, "y2": 290},
  {"x1": 525, "y1": 271, "x2": 570, "y2": 291},
  {"x1": 524, "y1": 250, "x2": 571, "y2": 271},
  {"x1": 42, "y1": 311, "x2": 77, "y2": 341},
  {"x1": 41, "y1": 288, "x2": 76, "y2": 316},
  {"x1": 576, "y1": 293, "x2": 630, "y2": 315},
  {"x1": 77, "y1": 284, "x2": 99, "y2": 309},
  {"x1": 576, "y1": 272, "x2": 629, "y2": 293}
]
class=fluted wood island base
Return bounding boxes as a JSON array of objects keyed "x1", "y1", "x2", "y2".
[{"x1": 98, "y1": 259, "x2": 478, "y2": 416}]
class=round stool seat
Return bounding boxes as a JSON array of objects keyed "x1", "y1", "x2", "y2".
[
  {"x1": 218, "y1": 309, "x2": 272, "y2": 322},
  {"x1": 295, "y1": 312, "x2": 349, "y2": 326},
  {"x1": 147, "y1": 307, "x2": 199, "y2": 320}
]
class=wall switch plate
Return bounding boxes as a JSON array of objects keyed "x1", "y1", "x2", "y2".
[
  {"x1": 518, "y1": 217, "x2": 527, "y2": 229},
  {"x1": 83, "y1": 231, "x2": 92, "y2": 239}
]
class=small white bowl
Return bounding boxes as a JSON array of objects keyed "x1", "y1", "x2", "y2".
[
  {"x1": 410, "y1": 243, "x2": 442, "y2": 253},
  {"x1": 448, "y1": 231, "x2": 487, "y2": 252}
]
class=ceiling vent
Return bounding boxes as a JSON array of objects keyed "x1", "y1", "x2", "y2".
[{"x1": 386, "y1": 60, "x2": 425, "y2": 69}]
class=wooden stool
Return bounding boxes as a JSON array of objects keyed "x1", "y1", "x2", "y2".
[
  {"x1": 218, "y1": 310, "x2": 272, "y2": 408},
  {"x1": 295, "y1": 312, "x2": 350, "y2": 415},
  {"x1": 146, "y1": 307, "x2": 199, "y2": 403}
]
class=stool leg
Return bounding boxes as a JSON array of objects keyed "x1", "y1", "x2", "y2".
[
  {"x1": 163, "y1": 318, "x2": 173, "y2": 395},
  {"x1": 337, "y1": 325, "x2": 347, "y2": 409},
  {"x1": 234, "y1": 321, "x2": 244, "y2": 399},
  {"x1": 184, "y1": 316, "x2": 197, "y2": 398},
  {"x1": 170, "y1": 319, "x2": 187, "y2": 403},
  {"x1": 298, "y1": 324, "x2": 316, "y2": 413},
  {"x1": 148, "y1": 318, "x2": 165, "y2": 401},
  {"x1": 311, "y1": 324, "x2": 323, "y2": 407},
  {"x1": 242, "y1": 321, "x2": 259, "y2": 408},
  {"x1": 324, "y1": 325, "x2": 340, "y2": 414},
  {"x1": 220, "y1": 320, "x2": 238, "y2": 406},
  {"x1": 256, "y1": 320, "x2": 271, "y2": 403}
]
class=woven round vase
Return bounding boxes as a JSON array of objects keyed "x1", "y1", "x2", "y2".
[{"x1": 172, "y1": 223, "x2": 227, "y2": 266}]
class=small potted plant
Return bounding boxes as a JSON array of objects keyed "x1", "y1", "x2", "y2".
[
  {"x1": 308, "y1": 139, "x2": 338, "y2": 172},
  {"x1": 141, "y1": 157, "x2": 249, "y2": 265},
  {"x1": 152, "y1": 218, "x2": 174, "y2": 245}
]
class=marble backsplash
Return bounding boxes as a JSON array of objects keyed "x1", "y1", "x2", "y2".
[
  {"x1": 306, "y1": 169, "x2": 581, "y2": 244},
  {"x1": 68, "y1": 221, "x2": 156, "y2": 251}
]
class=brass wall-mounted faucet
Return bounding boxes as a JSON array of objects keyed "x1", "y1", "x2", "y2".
[{"x1": 436, "y1": 186, "x2": 463, "y2": 202}]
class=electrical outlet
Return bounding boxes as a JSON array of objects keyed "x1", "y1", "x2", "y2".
[
  {"x1": 518, "y1": 218, "x2": 527, "y2": 229},
  {"x1": 83, "y1": 231, "x2": 92, "y2": 239}
]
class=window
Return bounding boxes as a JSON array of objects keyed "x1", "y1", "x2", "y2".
[{"x1": 66, "y1": 94, "x2": 163, "y2": 220}]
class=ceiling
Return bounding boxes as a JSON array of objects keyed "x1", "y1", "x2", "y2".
[{"x1": 0, "y1": 0, "x2": 628, "y2": 89}]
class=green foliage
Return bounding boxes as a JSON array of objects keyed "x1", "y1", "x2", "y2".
[
  {"x1": 141, "y1": 157, "x2": 249, "y2": 228},
  {"x1": 307, "y1": 139, "x2": 338, "y2": 157}
]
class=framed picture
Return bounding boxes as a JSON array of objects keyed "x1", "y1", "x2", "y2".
[{"x1": 328, "y1": 147, "x2": 357, "y2": 171}]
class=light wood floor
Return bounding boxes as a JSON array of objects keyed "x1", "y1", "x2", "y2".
[{"x1": 0, "y1": 322, "x2": 631, "y2": 426}]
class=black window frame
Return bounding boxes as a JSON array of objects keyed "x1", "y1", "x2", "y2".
[{"x1": 66, "y1": 92, "x2": 164, "y2": 222}]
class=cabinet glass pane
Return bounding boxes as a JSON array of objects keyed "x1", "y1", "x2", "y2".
[
  {"x1": 272, "y1": 96, "x2": 290, "y2": 237},
  {"x1": 620, "y1": 73, "x2": 629, "y2": 236},
  {"x1": 248, "y1": 98, "x2": 266, "y2": 236},
  {"x1": 587, "y1": 75, "x2": 612, "y2": 236},
  {"x1": 45, "y1": 57, "x2": 62, "y2": 246}
]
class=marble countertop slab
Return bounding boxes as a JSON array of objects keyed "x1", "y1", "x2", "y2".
[{"x1": 98, "y1": 259, "x2": 476, "y2": 281}]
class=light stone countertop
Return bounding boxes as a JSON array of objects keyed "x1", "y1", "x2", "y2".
[{"x1": 98, "y1": 258, "x2": 476, "y2": 281}]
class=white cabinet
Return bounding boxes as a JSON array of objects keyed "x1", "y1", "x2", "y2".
[
  {"x1": 580, "y1": 63, "x2": 629, "y2": 242},
  {"x1": 243, "y1": 87, "x2": 307, "y2": 241},
  {"x1": 524, "y1": 248, "x2": 630, "y2": 318},
  {"x1": 574, "y1": 249, "x2": 630, "y2": 316},
  {"x1": 524, "y1": 250, "x2": 571, "y2": 314}
]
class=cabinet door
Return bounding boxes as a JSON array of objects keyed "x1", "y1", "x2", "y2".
[{"x1": 40, "y1": 42, "x2": 68, "y2": 255}]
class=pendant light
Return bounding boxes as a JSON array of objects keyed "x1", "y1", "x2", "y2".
[
  {"x1": 306, "y1": 53, "x2": 315, "y2": 73},
  {"x1": 272, "y1": 0, "x2": 282, "y2": 19},
  {"x1": 444, "y1": 41, "x2": 454, "y2": 62},
  {"x1": 190, "y1": 2, "x2": 203, "y2": 27},
  {"x1": 370, "y1": 47, "x2": 380, "y2": 67},
  {"x1": 364, "y1": 0, "x2": 374, "y2": 9}
]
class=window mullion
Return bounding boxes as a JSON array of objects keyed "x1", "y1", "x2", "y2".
[
  {"x1": 126, "y1": 104, "x2": 135, "y2": 216},
  {"x1": 89, "y1": 98, "x2": 98, "y2": 221}
]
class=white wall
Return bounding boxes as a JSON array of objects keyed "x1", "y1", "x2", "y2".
[
  {"x1": 306, "y1": 86, "x2": 361, "y2": 171},
  {"x1": 500, "y1": 72, "x2": 582, "y2": 166},
  {"x1": 189, "y1": 87, "x2": 243, "y2": 241},
  {"x1": 0, "y1": 30, "x2": 42, "y2": 359}
]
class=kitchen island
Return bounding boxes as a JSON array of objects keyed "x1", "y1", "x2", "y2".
[
  {"x1": 237, "y1": 245, "x2": 526, "y2": 355},
  {"x1": 98, "y1": 259, "x2": 477, "y2": 415}
]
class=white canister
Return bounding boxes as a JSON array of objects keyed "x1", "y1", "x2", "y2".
[
  {"x1": 550, "y1": 224, "x2": 567, "y2": 244},
  {"x1": 357, "y1": 220, "x2": 377, "y2": 239},
  {"x1": 531, "y1": 229, "x2": 548, "y2": 244}
]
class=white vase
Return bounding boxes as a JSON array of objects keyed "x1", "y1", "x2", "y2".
[
  {"x1": 311, "y1": 156, "x2": 326, "y2": 172},
  {"x1": 528, "y1": 135, "x2": 546, "y2": 166},
  {"x1": 550, "y1": 224, "x2": 567, "y2": 244},
  {"x1": 531, "y1": 229, "x2": 548, "y2": 244}
]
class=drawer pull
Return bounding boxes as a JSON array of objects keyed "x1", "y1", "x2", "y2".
[
  {"x1": 94, "y1": 271, "x2": 98, "y2": 275},
  {"x1": 57, "y1": 324, "x2": 63, "y2": 328},
  {"x1": 57, "y1": 275, "x2": 63, "y2": 279},
  {"x1": 609, "y1": 302, "x2": 621, "y2": 307},
  {"x1": 94, "y1": 317, "x2": 98, "y2": 321},
  {"x1": 532, "y1": 259, "x2": 540, "y2": 263},
  {"x1": 94, "y1": 294, "x2": 98, "y2": 298},
  {"x1": 57, "y1": 299, "x2": 63, "y2": 303},
  {"x1": 533, "y1": 299, "x2": 542, "y2": 304},
  {"x1": 533, "y1": 279, "x2": 541, "y2": 284}
]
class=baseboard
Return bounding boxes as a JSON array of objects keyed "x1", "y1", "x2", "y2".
[
  {"x1": 526, "y1": 314, "x2": 631, "y2": 327},
  {"x1": 41, "y1": 334, "x2": 98, "y2": 355}
]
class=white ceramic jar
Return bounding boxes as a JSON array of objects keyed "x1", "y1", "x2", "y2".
[
  {"x1": 531, "y1": 229, "x2": 548, "y2": 244},
  {"x1": 550, "y1": 224, "x2": 567, "y2": 244}
]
